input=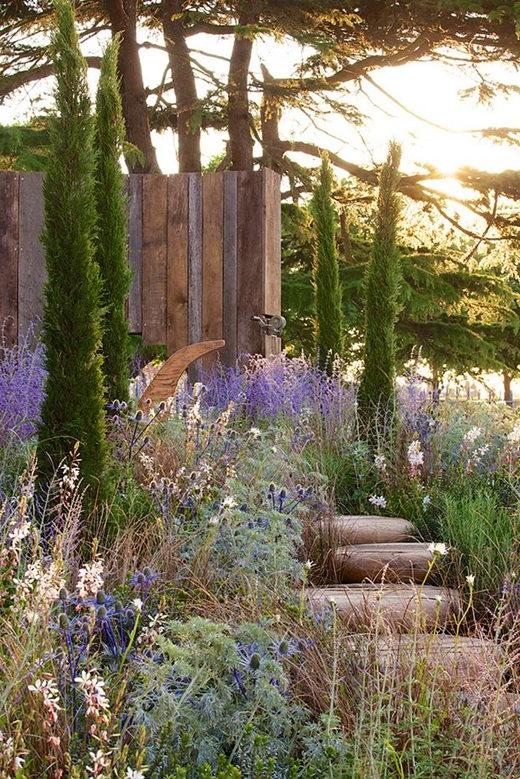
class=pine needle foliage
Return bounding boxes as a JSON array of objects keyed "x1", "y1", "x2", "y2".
[
  {"x1": 37, "y1": 0, "x2": 107, "y2": 496},
  {"x1": 94, "y1": 37, "x2": 131, "y2": 404},
  {"x1": 310, "y1": 155, "x2": 344, "y2": 373},
  {"x1": 358, "y1": 141, "x2": 402, "y2": 435}
]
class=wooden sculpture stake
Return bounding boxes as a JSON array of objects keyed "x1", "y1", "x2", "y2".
[{"x1": 138, "y1": 339, "x2": 225, "y2": 409}]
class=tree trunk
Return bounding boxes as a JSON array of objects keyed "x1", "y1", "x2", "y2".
[
  {"x1": 103, "y1": 0, "x2": 159, "y2": 173},
  {"x1": 162, "y1": 1, "x2": 201, "y2": 172},
  {"x1": 228, "y1": 17, "x2": 255, "y2": 170},
  {"x1": 260, "y1": 64, "x2": 284, "y2": 172},
  {"x1": 504, "y1": 371, "x2": 513, "y2": 405}
]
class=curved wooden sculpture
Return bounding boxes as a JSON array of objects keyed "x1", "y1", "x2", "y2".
[{"x1": 138, "y1": 339, "x2": 225, "y2": 409}]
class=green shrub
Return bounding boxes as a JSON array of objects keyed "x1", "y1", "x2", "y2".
[
  {"x1": 304, "y1": 439, "x2": 375, "y2": 515},
  {"x1": 94, "y1": 37, "x2": 131, "y2": 403},
  {"x1": 37, "y1": 0, "x2": 107, "y2": 498},
  {"x1": 129, "y1": 618, "x2": 346, "y2": 777},
  {"x1": 310, "y1": 156, "x2": 344, "y2": 373},
  {"x1": 434, "y1": 486, "x2": 517, "y2": 597},
  {"x1": 357, "y1": 142, "x2": 402, "y2": 442}
]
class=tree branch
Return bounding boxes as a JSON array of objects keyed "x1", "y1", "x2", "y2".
[
  {"x1": 260, "y1": 33, "x2": 434, "y2": 96},
  {"x1": 0, "y1": 56, "x2": 102, "y2": 99}
]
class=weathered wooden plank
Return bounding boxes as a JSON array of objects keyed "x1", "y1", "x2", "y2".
[
  {"x1": 142, "y1": 174, "x2": 167, "y2": 344},
  {"x1": 166, "y1": 175, "x2": 189, "y2": 356},
  {"x1": 222, "y1": 172, "x2": 238, "y2": 367},
  {"x1": 127, "y1": 174, "x2": 142, "y2": 334},
  {"x1": 18, "y1": 172, "x2": 45, "y2": 341},
  {"x1": 188, "y1": 174, "x2": 203, "y2": 344},
  {"x1": 0, "y1": 171, "x2": 19, "y2": 345},
  {"x1": 187, "y1": 174, "x2": 203, "y2": 383},
  {"x1": 263, "y1": 168, "x2": 282, "y2": 357},
  {"x1": 201, "y1": 173, "x2": 224, "y2": 372},
  {"x1": 237, "y1": 170, "x2": 264, "y2": 357}
]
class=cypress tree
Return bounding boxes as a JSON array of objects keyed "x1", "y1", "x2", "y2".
[
  {"x1": 94, "y1": 38, "x2": 131, "y2": 403},
  {"x1": 37, "y1": 0, "x2": 107, "y2": 495},
  {"x1": 310, "y1": 155, "x2": 344, "y2": 373},
  {"x1": 357, "y1": 141, "x2": 402, "y2": 435}
]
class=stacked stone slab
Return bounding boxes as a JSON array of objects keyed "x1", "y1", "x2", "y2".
[
  {"x1": 305, "y1": 515, "x2": 515, "y2": 711},
  {"x1": 307, "y1": 515, "x2": 462, "y2": 629}
]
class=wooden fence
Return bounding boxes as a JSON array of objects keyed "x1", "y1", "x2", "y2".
[{"x1": 0, "y1": 169, "x2": 281, "y2": 367}]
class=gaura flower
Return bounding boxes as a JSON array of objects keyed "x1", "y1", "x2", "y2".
[
  {"x1": 368, "y1": 495, "x2": 387, "y2": 509},
  {"x1": 407, "y1": 440, "x2": 424, "y2": 468},
  {"x1": 463, "y1": 427, "x2": 482, "y2": 446},
  {"x1": 428, "y1": 542, "x2": 448, "y2": 556},
  {"x1": 374, "y1": 454, "x2": 387, "y2": 472}
]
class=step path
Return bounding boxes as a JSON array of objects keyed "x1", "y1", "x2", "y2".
[
  {"x1": 306, "y1": 514, "x2": 514, "y2": 713},
  {"x1": 333, "y1": 542, "x2": 433, "y2": 583}
]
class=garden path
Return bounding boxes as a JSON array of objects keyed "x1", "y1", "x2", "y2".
[{"x1": 306, "y1": 515, "x2": 517, "y2": 716}]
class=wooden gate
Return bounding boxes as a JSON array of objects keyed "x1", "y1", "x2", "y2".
[{"x1": 0, "y1": 169, "x2": 281, "y2": 366}]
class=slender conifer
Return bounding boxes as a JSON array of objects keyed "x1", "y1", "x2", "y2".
[
  {"x1": 357, "y1": 141, "x2": 402, "y2": 436},
  {"x1": 94, "y1": 37, "x2": 131, "y2": 403},
  {"x1": 310, "y1": 155, "x2": 344, "y2": 373},
  {"x1": 37, "y1": 0, "x2": 107, "y2": 495}
]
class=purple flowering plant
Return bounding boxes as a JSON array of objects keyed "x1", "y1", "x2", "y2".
[
  {"x1": 197, "y1": 353, "x2": 356, "y2": 425},
  {"x1": 0, "y1": 331, "x2": 45, "y2": 443}
]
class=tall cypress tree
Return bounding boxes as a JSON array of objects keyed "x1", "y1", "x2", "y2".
[
  {"x1": 310, "y1": 155, "x2": 344, "y2": 373},
  {"x1": 357, "y1": 142, "x2": 402, "y2": 434},
  {"x1": 37, "y1": 0, "x2": 107, "y2": 495},
  {"x1": 94, "y1": 38, "x2": 131, "y2": 403}
]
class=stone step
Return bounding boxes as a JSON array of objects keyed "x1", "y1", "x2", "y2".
[
  {"x1": 307, "y1": 584, "x2": 462, "y2": 631},
  {"x1": 326, "y1": 515, "x2": 416, "y2": 546},
  {"x1": 334, "y1": 542, "x2": 433, "y2": 584},
  {"x1": 347, "y1": 634, "x2": 503, "y2": 684}
]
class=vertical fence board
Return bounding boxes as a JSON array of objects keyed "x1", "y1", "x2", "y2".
[
  {"x1": 0, "y1": 172, "x2": 19, "y2": 345},
  {"x1": 188, "y1": 174, "x2": 203, "y2": 344},
  {"x1": 222, "y1": 172, "x2": 238, "y2": 368},
  {"x1": 127, "y1": 174, "x2": 142, "y2": 334},
  {"x1": 237, "y1": 171, "x2": 264, "y2": 357},
  {"x1": 142, "y1": 175, "x2": 167, "y2": 344},
  {"x1": 166, "y1": 175, "x2": 189, "y2": 356},
  {"x1": 263, "y1": 169, "x2": 282, "y2": 357},
  {"x1": 202, "y1": 173, "x2": 224, "y2": 371},
  {"x1": 187, "y1": 174, "x2": 203, "y2": 382},
  {"x1": 18, "y1": 173, "x2": 45, "y2": 341}
]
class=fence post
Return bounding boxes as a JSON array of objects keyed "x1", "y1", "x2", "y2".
[{"x1": 0, "y1": 171, "x2": 19, "y2": 346}]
